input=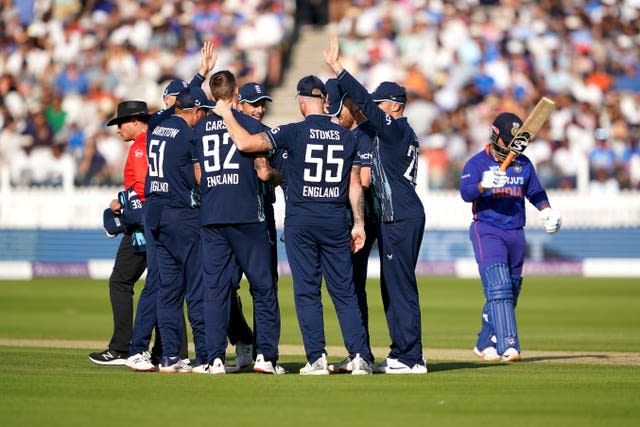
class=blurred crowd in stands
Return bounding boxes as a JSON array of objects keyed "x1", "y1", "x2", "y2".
[
  {"x1": 326, "y1": 0, "x2": 640, "y2": 192},
  {"x1": 0, "y1": 0, "x2": 294, "y2": 189},
  {"x1": 1, "y1": 0, "x2": 639, "y2": 193}
]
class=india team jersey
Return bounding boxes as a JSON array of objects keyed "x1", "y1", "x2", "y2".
[
  {"x1": 266, "y1": 114, "x2": 357, "y2": 226},
  {"x1": 194, "y1": 109, "x2": 269, "y2": 225},
  {"x1": 144, "y1": 115, "x2": 197, "y2": 208},
  {"x1": 459, "y1": 146, "x2": 550, "y2": 229},
  {"x1": 337, "y1": 71, "x2": 424, "y2": 223}
]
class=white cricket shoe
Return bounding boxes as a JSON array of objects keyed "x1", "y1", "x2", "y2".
[
  {"x1": 209, "y1": 358, "x2": 227, "y2": 375},
  {"x1": 328, "y1": 357, "x2": 352, "y2": 374},
  {"x1": 350, "y1": 354, "x2": 373, "y2": 376},
  {"x1": 299, "y1": 353, "x2": 330, "y2": 375},
  {"x1": 473, "y1": 346, "x2": 501, "y2": 362},
  {"x1": 501, "y1": 347, "x2": 521, "y2": 363},
  {"x1": 191, "y1": 364, "x2": 210, "y2": 374},
  {"x1": 235, "y1": 342, "x2": 253, "y2": 370},
  {"x1": 159, "y1": 356, "x2": 192, "y2": 373},
  {"x1": 378, "y1": 357, "x2": 428, "y2": 375},
  {"x1": 127, "y1": 352, "x2": 156, "y2": 372},
  {"x1": 253, "y1": 354, "x2": 286, "y2": 375}
]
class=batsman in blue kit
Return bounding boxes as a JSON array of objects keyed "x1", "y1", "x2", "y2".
[
  {"x1": 195, "y1": 70, "x2": 283, "y2": 375},
  {"x1": 325, "y1": 36, "x2": 427, "y2": 374},
  {"x1": 144, "y1": 86, "x2": 213, "y2": 373},
  {"x1": 459, "y1": 112, "x2": 562, "y2": 362},
  {"x1": 213, "y1": 74, "x2": 374, "y2": 376}
]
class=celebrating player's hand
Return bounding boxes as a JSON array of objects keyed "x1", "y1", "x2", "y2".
[
  {"x1": 539, "y1": 207, "x2": 561, "y2": 233},
  {"x1": 198, "y1": 41, "x2": 217, "y2": 77},
  {"x1": 480, "y1": 170, "x2": 508, "y2": 190},
  {"x1": 350, "y1": 224, "x2": 365, "y2": 253},
  {"x1": 324, "y1": 35, "x2": 344, "y2": 75},
  {"x1": 212, "y1": 98, "x2": 232, "y2": 118}
]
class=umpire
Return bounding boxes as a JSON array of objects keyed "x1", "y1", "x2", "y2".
[{"x1": 89, "y1": 101, "x2": 152, "y2": 365}]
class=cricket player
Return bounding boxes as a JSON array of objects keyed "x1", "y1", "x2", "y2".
[
  {"x1": 459, "y1": 111, "x2": 561, "y2": 362},
  {"x1": 144, "y1": 86, "x2": 213, "y2": 373},
  {"x1": 325, "y1": 35, "x2": 427, "y2": 374},
  {"x1": 324, "y1": 78, "x2": 379, "y2": 373},
  {"x1": 125, "y1": 42, "x2": 218, "y2": 372},
  {"x1": 212, "y1": 75, "x2": 374, "y2": 376},
  {"x1": 195, "y1": 71, "x2": 283, "y2": 375}
]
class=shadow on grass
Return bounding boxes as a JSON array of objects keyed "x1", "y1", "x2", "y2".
[
  {"x1": 277, "y1": 361, "x2": 504, "y2": 374},
  {"x1": 427, "y1": 361, "x2": 504, "y2": 373},
  {"x1": 523, "y1": 354, "x2": 608, "y2": 363}
]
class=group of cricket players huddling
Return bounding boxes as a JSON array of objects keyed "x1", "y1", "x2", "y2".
[{"x1": 97, "y1": 35, "x2": 561, "y2": 376}]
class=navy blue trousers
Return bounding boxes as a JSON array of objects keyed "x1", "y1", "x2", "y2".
[
  {"x1": 150, "y1": 206, "x2": 206, "y2": 363},
  {"x1": 351, "y1": 220, "x2": 379, "y2": 353},
  {"x1": 286, "y1": 222, "x2": 372, "y2": 363},
  {"x1": 201, "y1": 222, "x2": 280, "y2": 363},
  {"x1": 129, "y1": 225, "x2": 189, "y2": 360},
  {"x1": 378, "y1": 216, "x2": 425, "y2": 366}
]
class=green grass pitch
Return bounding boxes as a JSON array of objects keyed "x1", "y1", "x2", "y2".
[{"x1": 0, "y1": 277, "x2": 639, "y2": 426}]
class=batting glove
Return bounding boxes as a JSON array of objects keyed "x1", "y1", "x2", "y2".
[
  {"x1": 480, "y1": 170, "x2": 508, "y2": 190},
  {"x1": 539, "y1": 207, "x2": 562, "y2": 234}
]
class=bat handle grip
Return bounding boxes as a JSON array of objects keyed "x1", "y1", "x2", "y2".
[{"x1": 499, "y1": 151, "x2": 517, "y2": 172}]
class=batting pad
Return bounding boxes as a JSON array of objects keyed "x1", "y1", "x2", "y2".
[{"x1": 483, "y1": 263, "x2": 519, "y2": 354}]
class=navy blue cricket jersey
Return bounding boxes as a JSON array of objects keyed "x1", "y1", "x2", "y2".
[
  {"x1": 337, "y1": 71, "x2": 424, "y2": 223},
  {"x1": 195, "y1": 109, "x2": 269, "y2": 225},
  {"x1": 351, "y1": 122, "x2": 381, "y2": 224},
  {"x1": 144, "y1": 115, "x2": 198, "y2": 208},
  {"x1": 266, "y1": 114, "x2": 357, "y2": 226},
  {"x1": 459, "y1": 145, "x2": 550, "y2": 229}
]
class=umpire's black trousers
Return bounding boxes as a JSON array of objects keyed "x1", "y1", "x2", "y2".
[{"x1": 108, "y1": 234, "x2": 147, "y2": 353}]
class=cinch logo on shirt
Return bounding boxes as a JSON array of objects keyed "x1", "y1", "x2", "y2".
[{"x1": 309, "y1": 129, "x2": 341, "y2": 140}]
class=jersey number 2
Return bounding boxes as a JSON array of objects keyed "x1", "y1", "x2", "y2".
[{"x1": 202, "y1": 133, "x2": 239, "y2": 172}]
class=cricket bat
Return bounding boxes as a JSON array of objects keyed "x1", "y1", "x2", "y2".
[{"x1": 499, "y1": 97, "x2": 556, "y2": 172}]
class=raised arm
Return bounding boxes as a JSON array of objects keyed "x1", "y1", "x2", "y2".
[
  {"x1": 349, "y1": 164, "x2": 366, "y2": 253},
  {"x1": 212, "y1": 99, "x2": 272, "y2": 153},
  {"x1": 325, "y1": 35, "x2": 396, "y2": 136},
  {"x1": 197, "y1": 41, "x2": 217, "y2": 80},
  {"x1": 324, "y1": 34, "x2": 345, "y2": 76}
]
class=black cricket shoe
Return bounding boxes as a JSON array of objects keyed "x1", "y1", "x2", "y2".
[{"x1": 89, "y1": 349, "x2": 129, "y2": 365}]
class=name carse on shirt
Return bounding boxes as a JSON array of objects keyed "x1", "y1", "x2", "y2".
[
  {"x1": 302, "y1": 185, "x2": 339, "y2": 198},
  {"x1": 207, "y1": 173, "x2": 239, "y2": 188}
]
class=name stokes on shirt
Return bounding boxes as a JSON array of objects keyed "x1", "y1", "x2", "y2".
[{"x1": 309, "y1": 129, "x2": 340, "y2": 140}]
